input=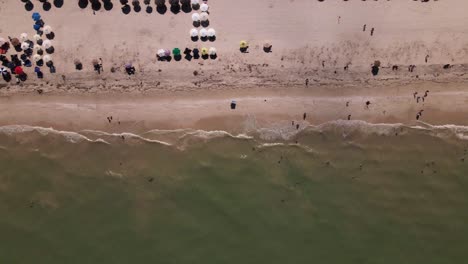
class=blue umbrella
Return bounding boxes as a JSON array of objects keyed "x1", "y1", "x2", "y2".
[
  {"x1": 34, "y1": 67, "x2": 41, "y2": 73},
  {"x1": 33, "y1": 24, "x2": 41, "y2": 31},
  {"x1": 32, "y1": 12, "x2": 41, "y2": 21}
]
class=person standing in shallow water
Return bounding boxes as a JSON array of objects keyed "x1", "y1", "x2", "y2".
[{"x1": 303, "y1": 113, "x2": 307, "y2": 120}]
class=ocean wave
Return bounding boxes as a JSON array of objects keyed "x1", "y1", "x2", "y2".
[
  {"x1": 0, "y1": 125, "x2": 110, "y2": 144},
  {"x1": 0, "y1": 120, "x2": 467, "y2": 148}
]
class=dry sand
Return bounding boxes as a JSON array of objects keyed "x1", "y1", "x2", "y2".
[{"x1": 1, "y1": 0, "x2": 468, "y2": 132}]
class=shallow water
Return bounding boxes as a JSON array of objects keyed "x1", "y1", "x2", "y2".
[{"x1": 0, "y1": 122, "x2": 467, "y2": 264}]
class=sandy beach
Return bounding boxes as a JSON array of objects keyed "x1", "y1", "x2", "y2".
[{"x1": 1, "y1": 0, "x2": 468, "y2": 134}]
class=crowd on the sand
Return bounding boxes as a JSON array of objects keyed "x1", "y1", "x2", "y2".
[{"x1": 0, "y1": 11, "x2": 56, "y2": 84}]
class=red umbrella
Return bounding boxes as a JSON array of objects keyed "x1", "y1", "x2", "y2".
[{"x1": 14, "y1": 66, "x2": 24, "y2": 75}]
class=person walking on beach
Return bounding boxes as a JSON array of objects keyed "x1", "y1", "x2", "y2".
[
  {"x1": 370, "y1": 28, "x2": 375, "y2": 36},
  {"x1": 303, "y1": 113, "x2": 307, "y2": 120},
  {"x1": 413, "y1": 92, "x2": 418, "y2": 99},
  {"x1": 338, "y1": 16, "x2": 341, "y2": 24},
  {"x1": 365, "y1": 101, "x2": 371, "y2": 109},
  {"x1": 348, "y1": 114, "x2": 351, "y2": 120},
  {"x1": 305, "y1": 78, "x2": 309, "y2": 87},
  {"x1": 93, "y1": 58, "x2": 103, "y2": 74},
  {"x1": 425, "y1": 55, "x2": 429, "y2": 63}
]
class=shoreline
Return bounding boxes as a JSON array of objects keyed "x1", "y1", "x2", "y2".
[{"x1": 1, "y1": 80, "x2": 468, "y2": 135}]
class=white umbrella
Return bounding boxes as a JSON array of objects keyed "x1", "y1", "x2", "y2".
[
  {"x1": 20, "y1": 33, "x2": 28, "y2": 42},
  {"x1": 191, "y1": 13, "x2": 200, "y2": 22},
  {"x1": 21, "y1": 42, "x2": 30, "y2": 50},
  {"x1": 207, "y1": 28, "x2": 216, "y2": 37},
  {"x1": 157, "y1": 49, "x2": 166, "y2": 57},
  {"x1": 42, "y1": 40, "x2": 52, "y2": 49},
  {"x1": 209, "y1": 47, "x2": 217, "y2": 55},
  {"x1": 34, "y1": 45, "x2": 42, "y2": 51},
  {"x1": 191, "y1": 0, "x2": 199, "y2": 4},
  {"x1": 33, "y1": 34, "x2": 41, "y2": 41},
  {"x1": 0, "y1": 67, "x2": 8, "y2": 74},
  {"x1": 0, "y1": 37, "x2": 5, "y2": 46},
  {"x1": 190, "y1": 28, "x2": 198, "y2": 37},
  {"x1": 43, "y1": 55, "x2": 52, "y2": 63},
  {"x1": 200, "y1": 3, "x2": 208, "y2": 12},
  {"x1": 200, "y1": 12, "x2": 209, "y2": 21},
  {"x1": 33, "y1": 54, "x2": 42, "y2": 62},
  {"x1": 43, "y1": 25, "x2": 52, "y2": 35},
  {"x1": 199, "y1": 28, "x2": 208, "y2": 37}
]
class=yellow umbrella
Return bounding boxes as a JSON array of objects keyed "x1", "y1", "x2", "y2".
[
  {"x1": 201, "y1": 47, "x2": 209, "y2": 56},
  {"x1": 240, "y1": 40, "x2": 248, "y2": 48}
]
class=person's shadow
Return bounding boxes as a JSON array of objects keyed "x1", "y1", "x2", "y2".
[{"x1": 103, "y1": 1, "x2": 113, "y2": 11}]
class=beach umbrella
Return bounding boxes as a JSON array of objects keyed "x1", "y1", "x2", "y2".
[
  {"x1": 43, "y1": 55, "x2": 52, "y2": 63},
  {"x1": 191, "y1": 0, "x2": 199, "y2": 4},
  {"x1": 125, "y1": 62, "x2": 132, "y2": 68},
  {"x1": 33, "y1": 34, "x2": 41, "y2": 41},
  {"x1": 157, "y1": 49, "x2": 165, "y2": 57},
  {"x1": 207, "y1": 28, "x2": 216, "y2": 37},
  {"x1": 20, "y1": 33, "x2": 28, "y2": 42},
  {"x1": 34, "y1": 66, "x2": 41, "y2": 73},
  {"x1": 21, "y1": 42, "x2": 30, "y2": 50},
  {"x1": 43, "y1": 25, "x2": 52, "y2": 35},
  {"x1": 33, "y1": 24, "x2": 41, "y2": 31},
  {"x1": 201, "y1": 47, "x2": 208, "y2": 56},
  {"x1": 240, "y1": 40, "x2": 248, "y2": 48},
  {"x1": 191, "y1": 13, "x2": 200, "y2": 22},
  {"x1": 264, "y1": 42, "x2": 272, "y2": 49},
  {"x1": 190, "y1": 28, "x2": 198, "y2": 37},
  {"x1": 14, "y1": 66, "x2": 24, "y2": 75},
  {"x1": 199, "y1": 28, "x2": 208, "y2": 37},
  {"x1": 0, "y1": 37, "x2": 5, "y2": 46},
  {"x1": 200, "y1": 3, "x2": 208, "y2": 12},
  {"x1": 172, "y1": 48, "x2": 181, "y2": 56},
  {"x1": 32, "y1": 12, "x2": 41, "y2": 21},
  {"x1": 10, "y1": 38, "x2": 20, "y2": 47},
  {"x1": 0, "y1": 67, "x2": 8, "y2": 75},
  {"x1": 200, "y1": 12, "x2": 209, "y2": 21},
  {"x1": 33, "y1": 54, "x2": 42, "y2": 62},
  {"x1": 164, "y1": 49, "x2": 171, "y2": 57},
  {"x1": 209, "y1": 47, "x2": 216, "y2": 55},
  {"x1": 42, "y1": 40, "x2": 52, "y2": 49}
]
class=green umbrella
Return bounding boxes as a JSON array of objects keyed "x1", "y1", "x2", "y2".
[{"x1": 172, "y1": 48, "x2": 181, "y2": 56}]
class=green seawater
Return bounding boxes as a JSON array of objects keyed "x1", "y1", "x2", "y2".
[{"x1": 0, "y1": 123, "x2": 467, "y2": 264}]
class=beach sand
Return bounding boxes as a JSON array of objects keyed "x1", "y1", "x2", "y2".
[{"x1": 1, "y1": 0, "x2": 468, "y2": 132}]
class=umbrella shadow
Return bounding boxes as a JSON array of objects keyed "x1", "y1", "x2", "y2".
[
  {"x1": 165, "y1": 56, "x2": 172, "y2": 62},
  {"x1": 46, "y1": 32, "x2": 55, "y2": 40},
  {"x1": 146, "y1": 6, "x2": 153, "y2": 13},
  {"x1": 192, "y1": 3, "x2": 199, "y2": 10},
  {"x1": 46, "y1": 47, "x2": 55, "y2": 54},
  {"x1": 200, "y1": 36, "x2": 208, "y2": 42},
  {"x1": 174, "y1": 55, "x2": 182, "y2": 61},
  {"x1": 181, "y1": 4, "x2": 192, "y2": 13},
  {"x1": 191, "y1": 36, "x2": 199, "y2": 42},
  {"x1": 53, "y1": 0, "x2": 64, "y2": 8},
  {"x1": 25, "y1": 1, "x2": 34, "y2": 11},
  {"x1": 104, "y1": 1, "x2": 114, "y2": 11},
  {"x1": 78, "y1": 0, "x2": 89, "y2": 8},
  {"x1": 170, "y1": 4, "x2": 181, "y2": 14},
  {"x1": 184, "y1": 54, "x2": 192, "y2": 61},
  {"x1": 240, "y1": 47, "x2": 249, "y2": 53},
  {"x1": 43, "y1": 2, "x2": 52, "y2": 11},
  {"x1": 210, "y1": 54, "x2": 217, "y2": 60},
  {"x1": 122, "y1": 4, "x2": 131, "y2": 14},
  {"x1": 263, "y1": 47, "x2": 272, "y2": 53},
  {"x1": 92, "y1": 1, "x2": 102, "y2": 11},
  {"x1": 157, "y1": 5, "x2": 167, "y2": 14},
  {"x1": 201, "y1": 20, "x2": 209, "y2": 27},
  {"x1": 133, "y1": 5, "x2": 142, "y2": 12},
  {"x1": 193, "y1": 21, "x2": 200, "y2": 27},
  {"x1": 209, "y1": 36, "x2": 216, "y2": 42},
  {"x1": 202, "y1": 54, "x2": 209, "y2": 60}
]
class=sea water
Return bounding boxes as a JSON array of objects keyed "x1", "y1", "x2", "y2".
[{"x1": 0, "y1": 121, "x2": 467, "y2": 263}]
